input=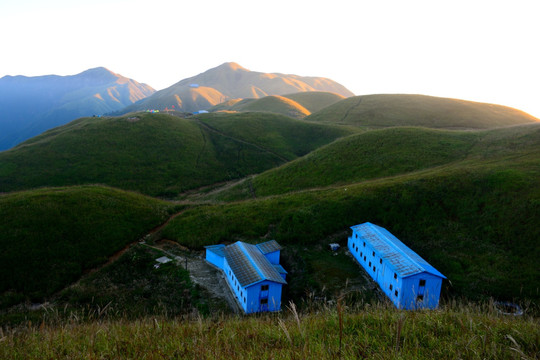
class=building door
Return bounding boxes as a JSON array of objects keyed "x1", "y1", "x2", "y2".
[{"x1": 259, "y1": 298, "x2": 269, "y2": 312}]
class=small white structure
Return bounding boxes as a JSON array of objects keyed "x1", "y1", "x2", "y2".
[
  {"x1": 154, "y1": 256, "x2": 172, "y2": 268},
  {"x1": 329, "y1": 243, "x2": 340, "y2": 251},
  {"x1": 190, "y1": 83, "x2": 200, "y2": 88}
]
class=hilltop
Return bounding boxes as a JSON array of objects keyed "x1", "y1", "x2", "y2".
[
  {"x1": 210, "y1": 91, "x2": 345, "y2": 118},
  {"x1": 306, "y1": 94, "x2": 539, "y2": 129},
  {"x1": 119, "y1": 62, "x2": 354, "y2": 114},
  {"x1": 0, "y1": 112, "x2": 353, "y2": 196},
  {"x1": 0, "y1": 67, "x2": 155, "y2": 151}
]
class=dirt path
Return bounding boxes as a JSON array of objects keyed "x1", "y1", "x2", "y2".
[{"x1": 144, "y1": 241, "x2": 242, "y2": 313}]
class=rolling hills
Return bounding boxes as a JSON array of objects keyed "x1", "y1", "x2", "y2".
[
  {"x1": 162, "y1": 124, "x2": 540, "y2": 302},
  {"x1": 0, "y1": 67, "x2": 155, "y2": 151},
  {"x1": 306, "y1": 94, "x2": 539, "y2": 129},
  {"x1": 0, "y1": 185, "x2": 174, "y2": 306},
  {"x1": 210, "y1": 91, "x2": 345, "y2": 118},
  {"x1": 119, "y1": 62, "x2": 354, "y2": 114},
  {"x1": 0, "y1": 112, "x2": 353, "y2": 196}
]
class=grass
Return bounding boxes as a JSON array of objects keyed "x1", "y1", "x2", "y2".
[
  {"x1": 0, "y1": 112, "x2": 353, "y2": 197},
  {"x1": 306, "y1": 94, "x2": 539, "y2": 129},
  {"x1": 209, "y1": 92, "x2": 345, "y2": 118},
  {"x1": 161, "y1": 134, "x2": 540, "y2": 302},
  {"x1": 0, "y1": 185, "x2": 174, "y2": 306},
  {"x1": 211, "y1": 95, "x2": 311, "y2": 118},
  {"x1": 216, "y1": 127, "x2": 482, "y2": 200},
  {"x1": 0, "y1": 301, "x2": 538, "y2": 359}
]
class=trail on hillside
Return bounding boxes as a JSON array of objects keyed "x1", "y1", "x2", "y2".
[{"x1": 194, "y1": 119, "x2": 290, "y2": 163}]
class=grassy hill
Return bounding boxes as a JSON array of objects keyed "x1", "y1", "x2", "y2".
[
  {"x1": 161, "y1": 124, "x2": 540, "y2": 302},
  {"x1": 283, "y1": 91, "x2": 346, "y2": 113},
  {"x1": 216, "y1": 127, "x2": 482, "y2": 199},
  {"x1": 211, "y1": 95, "x2": 311, "y2": 118},
  {"x1": 0, "y1": 112, "x2": 353, "y2": 197},
  {"x1": 210, "y1": 91, "x2": 345, "y2": 118},
  {"x1": 0, "y1": 186, "x2": 174, "y2": 306},
  {"x1": 2, "y1": 302, "x2": 538, "y2": 359},
  {"x1": 306, "y1": 94, "x2": 539, "y2": 129}
]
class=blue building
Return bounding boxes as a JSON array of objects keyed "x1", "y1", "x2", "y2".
[
  {"x1": 205, "y1": 240, "x2": 287, "y2": 313},
  {"x1": 348, "y1": 222, "x2": 446, "y2": 310}
]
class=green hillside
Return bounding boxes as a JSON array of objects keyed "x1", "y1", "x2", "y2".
[
  {"x1": 218, "y1": 127, "x2": 482, "y2": 199},
  {"x1": 283, "y1": 91, "x2": 345, "y2": 113},
  {"x1": 0, "y1": 186, "x2": 173, "y2": 306},
  {"x1": 0, "y1": 112, "x2": 353, "y2": 197},
  {"x1": 210, "y1": 92, "x2": 345, "y2": 118},
  {"x1": 306, "y1": 94, "x2": 539, "y2": 129},
  {"x1": 162, "y1": 125, "x2": 540, "y2": 302},
  {"x1": 212, "y1": 95, "x2": 311, "y2": 118}
]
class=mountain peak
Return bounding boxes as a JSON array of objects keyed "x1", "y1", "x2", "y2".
[{"x1": 217, "y1": 62, "x2": 248, "y2": 72}]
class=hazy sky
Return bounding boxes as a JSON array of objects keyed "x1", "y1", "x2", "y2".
[{"x1": 1, "y1": 0, "x2": 539, "y2": 118}]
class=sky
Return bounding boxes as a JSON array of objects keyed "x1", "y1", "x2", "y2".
[{"x1": 1, "y1": 0, "x2": 539, "y2": 118}]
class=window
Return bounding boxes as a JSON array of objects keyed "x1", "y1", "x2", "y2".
[
  {"x1": 360, "y1": 252, "x2": 363, "y2": 257},
  {"x1": 395, "y1": 290, "x2": 398, "y2": 297},
  {"x1": 419, "y1": 279, "x2": 426, "y2": 287},
  {"x1": 244, "y1": 297, "x2": 246, "y2": 303},
  {"x1": 394, "y1": 273, "x2": 397, "y2": 279},
  {"x1": 389, "y1": 284, "x2": 393, "y2": 291},
  {"x1": 380, "y1": 259, "x2": 382, "y2": 264},
  {"x1": 373, "y1": 266, "x2": 376, "y2": 272},
  {"x1": 261, "y1": 284, "x2": 269, "y2": 291},
  {"x1": 363, "y1": 242, "x2": 365, "y2": 247},
  {"x1": 355, "y1": 234, "x2": 358, "y2": 239},
  {"x1": 417, "y1": 295, "x2": 424, "y2": 302},
  {"x1": 364, "y1": 256, "x2": 366, "y2": 261},
  {"x1": 260, "y1": 298, "x2": 268, "y2": 305},
  {"x1": 372, "y1": 251, "x2": 375, "y2": 257},
  {"x1": 369, "y1": 261, "x2": 371, "y2": 267}
]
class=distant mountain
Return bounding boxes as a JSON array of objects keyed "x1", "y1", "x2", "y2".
[
  {"x1": 210, "y1": 92, "x2": 345, "y2": 118},
  {"x1": 119, "y1": 62, "x2": 354, "y2": 114},
  {"x1": 306, "y1": 94, "x2": 540, "y2": 129},
  {"x1": 0, "y1": 68, "x2": 155, "y2": 150}
]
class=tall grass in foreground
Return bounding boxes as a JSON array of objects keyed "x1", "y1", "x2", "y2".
[{"x1": 1, "y1": 301, "x2": 537, "y2": 359}]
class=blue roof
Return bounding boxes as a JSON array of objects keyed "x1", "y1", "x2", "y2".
[
  {"x1": 256, "y1": 240, "x2": 282, "y2": 254},
  {"x1": 223, "y1": 242, "x2": 287, "y2": 287},
  {"x1": 273, "y1": 264, "x2": 288, "y2": 274},
  {"x1": 204, "y1": 244, "x2": 226, "y2": 257},
  {"x1": 351, "y1": 223, "x2": 446, "y2": 279}
]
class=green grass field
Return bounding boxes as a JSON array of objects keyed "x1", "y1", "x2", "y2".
[
  {"x1": 1, "y1": 301, "x2": 538, "y2": 359},
  {"x1": 210, "y1": 91, "x2": 345, "y2": 118},
  {"x1": 306, "y1": 94, "x2": 539, "y2": 129},
  {"x1": 0, "y1": 186, "x2": 174, "y2": 306},
  {"x1": 161, "y1": 125, "x2": 540, "y2": 302},
  {"x1": 0, "y1": 112, "x2": 353, "y2": 197}
]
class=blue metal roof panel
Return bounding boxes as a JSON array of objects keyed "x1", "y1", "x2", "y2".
[
  {"x1": 242, "y1": 243, "x2": 287, "y2": 285},
  {"x1": 204, "y1": 244, "x2": 226, "y2": 257},
  {"x1": 256, "y1": 240, "x2": 283, "y2": 254},
  {"x1": 351, "y1": 223, "x2": 446, "y2": 279},
  {"x1": 273, "y1": 264, "x2": 288, "y2": 274},
  {"x1": 223, "y1": 242, "x2": 287, "y2": 287}
]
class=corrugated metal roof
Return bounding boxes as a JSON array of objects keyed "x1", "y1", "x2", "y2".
[
  {"x1": 273, "y1": 264, "x2": 288, "y2": 274},
  {"x1": 256, "y1": 240, "x2": 283, "y2": 254},
  {"x1": 351, "y1": 223, "x2": 446, "y2": 279},
  {"x1": 223, "y1": 242, "x2": 287, "y2": 287},
  {"x1": 204, "y1": 244, "x2": 226, "y2": 257}
]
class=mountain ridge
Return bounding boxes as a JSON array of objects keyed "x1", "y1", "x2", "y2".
[
  {"x1": 0, "y1": 67, "x2": 155, "y2": 151},
  {"x1": 119, "y1": 62, "x2": 354, "y2": 114}
]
